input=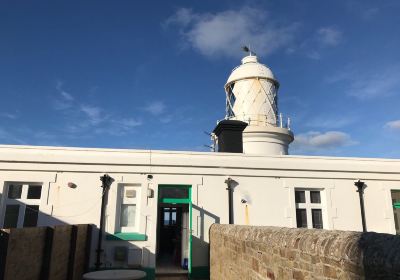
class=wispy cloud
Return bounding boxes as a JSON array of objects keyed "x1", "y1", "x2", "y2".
[
  {"x1": 295, "y1": 26, "x2": 342, "y2": 60},
  {"x1": 144, "y1": 101, "x2": 166, "y2": 116},
  {"x1": 293, "y1": 130, "x2": 357, "y2": 152},
  {"x1": 362, "y1": 7, "x2": 379, "y2": 20},
  {"x1": 384, "y1": 120, "x2": 400, "y2": 131},
  {"x1": 0, "y1": 127, "x2": 25, "y2": 144},
  {"x1": 51, "y1": 80, "x2": 143, "y2": 137},
  {"x1": 80, "y1": 104, "x2": 104, "y2": 125},
  {"x1": 165, "y1": 7, "x2": 299, "y2": 58},
  {"x1": 0, "y1": 112, "x2": 18, "y2": 120},
  {"x1": 306, "y1": 50, "x2": 321, "y2": 60},
  {"x1": 53, "y1": 80, "x2": 75, "y2": 110},
  {"x1": 317, "y1": 27, "x2": 342, "y2": 46},
  {"x1": 326, "y1": 65, "x2": 400, "y2": 100},
  {"x1": 306, "y1": 116, "x2": 357, "y2": 129}
]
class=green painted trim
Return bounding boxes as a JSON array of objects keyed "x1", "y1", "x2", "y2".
[
  {"x1": 142, "y1": 267, "x2": 155, "y2": 280},
  {"x1": 106, "y1": 232, "x2": 147, "y2": 241},
  {"x1": 190, "y1": 266, "x2": 210, "y2": 279},
  {"x1": 394, "y1": 202, "x2": 400, "y2": 209},
  {"x1": 160, "y1": 198, "x2": 191, "y2": 204},
  {"x1": 189, "y1": 187, "x2": 192, "y2": 274}
]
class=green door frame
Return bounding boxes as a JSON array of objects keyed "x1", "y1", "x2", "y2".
[{"x1": 158, "y1": 184, "x2": 192, "y2": 275}]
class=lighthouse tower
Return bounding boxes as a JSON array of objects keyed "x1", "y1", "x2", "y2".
[{"x1": 224, "y1": 54, "x2": 294, "y2": 155}]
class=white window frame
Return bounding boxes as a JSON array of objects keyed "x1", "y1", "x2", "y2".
[
  {"x1": 2, "y1": 182, "x2": 43, "y2": 228},
  {"x1": 295, "y1": 188, "x2": 325, "y2": 229},
  {"x1": 117, "y1": 184, "x2": 141, "y2": 233}
]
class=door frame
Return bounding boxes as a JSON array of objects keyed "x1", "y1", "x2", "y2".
[{"x1": 157, "y1": 184, "x2": 192, "y2": 274}]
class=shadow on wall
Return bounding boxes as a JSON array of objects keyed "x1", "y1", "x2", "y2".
[
  {"x1": 192, "y1": 204, "x2": 220, "y2": 279},
  {"x1": 358, "y1": 231, "x2": 400, "y2": 279},
  {"x1": 210, "y1": 225, "x2": 400, "y2": 280}
]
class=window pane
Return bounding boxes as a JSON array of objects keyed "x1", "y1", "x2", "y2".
[
  {"x1": 295, "y1": 191, "x2": 305, "y2": 203},
  {"x1": 4, "y1": 205, "x2": 20, "y2": 228},
  {"x1": 171, "y1": 212, "x2": 177, "y2": 225},
  {"x1": 23, "y1": 205, "x2": 39, "y2": 227},
  {"x1": 312, "y1": 209, "x2": 323, "y2": 229},
  {"x1": 310, "y1": 191, "x2": 321, "y2": 204},
  {"x1": 27, "y1": 185, "x2": 42, "y2": 199},
  {"x1": 164, "y1": 211, "x2": 170, "y2": 226},
  {"x1": 159, "y1": 188, "x2": 189, "y2": 199},
  {"x1": 296, "y1": 209, "x2": 307, "y2": 228},
  {"x1": 8, "y1": 184, "x2": 22, "y2": 199},
  {"x1": 120, "y1": 204, "x2": 136, "y2": 227}
]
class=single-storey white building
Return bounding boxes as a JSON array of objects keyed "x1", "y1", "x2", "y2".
[{"x1": 0, "y1": 55, "x2": 399, "y2": 279}]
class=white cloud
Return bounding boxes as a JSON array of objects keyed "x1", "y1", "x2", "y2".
[
  {"x1": 317, "y1": 27, "x2": 342, "y2": 46},
  {"x1": 362, "y1": 7, "x2": 379, "y2": 20},
  {"x1": 80, "y1": 105, "x2": 103, "y2": 125},
  {"x1": 326, "y1": 65, "x2": 400, "y2": 100},
  {"x1": 293, "y1": 131, "x2": 357, "y2": 151},
  {"x1": 0, "y1": 127, "x2": 25, "y2": 144},
  {"x1": 117, "y1": 118, "x2": 142, "y2": 128},
  {"x1": 0, "y1": 113, "x2": 18, "y2": 119},
  {"x1": 56, "y1": 80, "x2": 74, "y2": 101},
  {"x1": 53, "y1": 80, "x2": 75, "y2": 110},
  {"x1": 165, "y1": 7, "x2": 298, "y2": 58},
  {"x1": 306, "y1": 116, "x2": 357, "y2": 129},
  {"x1": 348, "y1": 71, "x2": 400, "y2": 99},
  {"x1": 144, "y1": 101, "x2": 166, "y2": 116},
  {"x1": 306, "y1": 50, "x2": 321, "y2": 60},
  {"x1": 385, "y1": 120, "x2": 400, "y2": 130}
]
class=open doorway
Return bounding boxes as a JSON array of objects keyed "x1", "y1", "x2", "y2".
[
  {"x1": 156, "y1": 185, "x2": 191, "y2": 276},
  {"x1": 391, "y1": 190, "x2": 400, "y2": 235}
]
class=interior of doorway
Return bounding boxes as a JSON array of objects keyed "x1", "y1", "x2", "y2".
[{"x1": 156, "y1": 203, "x2": 189, "y2": 275}]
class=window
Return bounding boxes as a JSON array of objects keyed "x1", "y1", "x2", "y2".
[
  {"x1": 118, "y1": 185, "x2": 140, "y2": 232},
  {"x1": 159, "y1": 188, "x2": 188, "y2": 199},
  {"x1": 2, "y1": 183, "x2": 42, "y2": 228},
  {"x1": 295, "y1": 189, "x2": 324, "y2": 229},
  {"x1": 163, "y1": 207, "x2": 177, "y2": 226}
]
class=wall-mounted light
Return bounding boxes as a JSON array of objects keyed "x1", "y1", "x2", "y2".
[{"x1": 67, "y1": 182, "x2": 77, "y2": 189}]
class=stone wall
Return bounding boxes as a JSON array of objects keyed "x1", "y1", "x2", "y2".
[
  {"x1": 210, "y1": 224, "x2": 400, "y2": 280},
  {"x1": 0, "y1": 224, "x2": 92, "y2": 280}
]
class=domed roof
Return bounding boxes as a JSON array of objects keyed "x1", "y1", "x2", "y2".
[{"x1": 225, "y1": 55, "x2": 278, "y2": 89}]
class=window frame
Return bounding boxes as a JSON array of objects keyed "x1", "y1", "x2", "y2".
[
  {"x1": 117, "y1": 184, "x2": 141, "y2": 233},
  {"x1": 2, "y1": 182, "x2": 43, "y2": 228},
  {"x1": 294, "y1": 188, "x2": 324, "y2": 229}
]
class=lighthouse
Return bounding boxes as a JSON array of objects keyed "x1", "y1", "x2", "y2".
[{"x1": 222, "y1": 54, "x2": 294, "y2": 155}]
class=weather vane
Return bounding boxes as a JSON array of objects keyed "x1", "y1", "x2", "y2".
[{"x1": 242, "y1": 45, "x2": 256, "y2": 56}]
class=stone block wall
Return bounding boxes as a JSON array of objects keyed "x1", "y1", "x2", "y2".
[
  {"x1": 210, "y1": 224, "x2": 400, "y2": 280},
  {"x1": 0, "y1": 224, "x2": 92, "y2": 280}
]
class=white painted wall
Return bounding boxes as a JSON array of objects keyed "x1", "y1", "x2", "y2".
[{"x1": 0, "y1": 144, "x2": 399, "y2": 270}]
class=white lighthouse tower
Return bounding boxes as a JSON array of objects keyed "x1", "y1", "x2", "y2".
[{"x1": 224, "y1": 54, "x2": 294, "y2": 155}]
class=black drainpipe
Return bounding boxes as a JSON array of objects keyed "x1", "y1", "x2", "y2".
[
  {"x1": 95, "y1": 174, "x2": 114, "y2": 270},
  {"x1": 354, "y1": 180, "x2": 367, "y2": 232},
  {"x1": 225, "y1": 178, "x2": 234, "y2": 224}
]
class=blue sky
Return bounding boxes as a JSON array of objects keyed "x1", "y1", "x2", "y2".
[{"x1": 1, "y1": 0, "x2": 400, "y2": 158}]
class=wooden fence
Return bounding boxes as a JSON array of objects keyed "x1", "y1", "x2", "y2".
[{"x1": 0, "y1": 224, "x2": 93, "y2": 280}]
